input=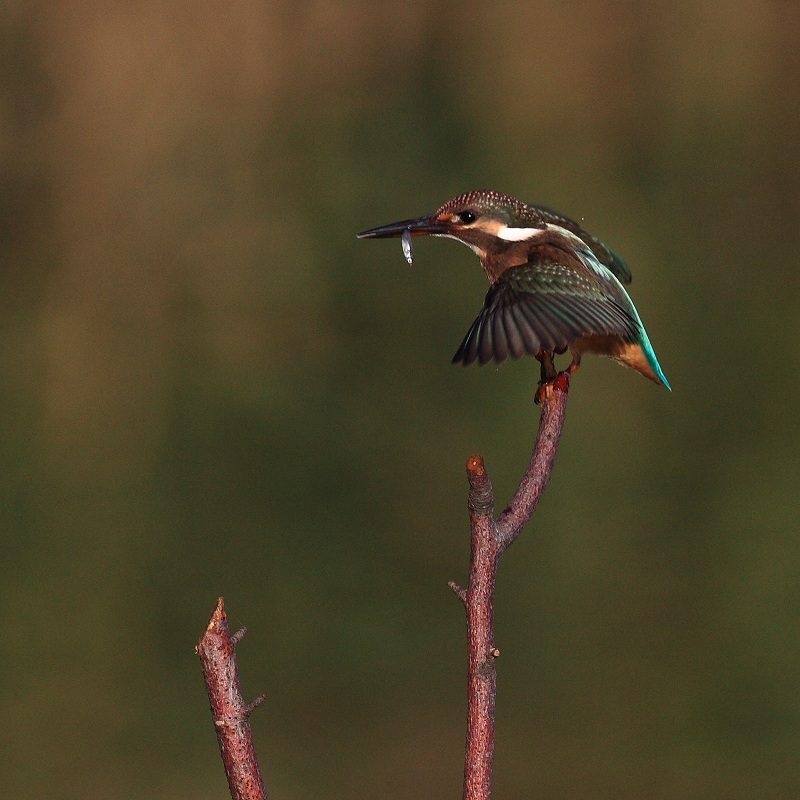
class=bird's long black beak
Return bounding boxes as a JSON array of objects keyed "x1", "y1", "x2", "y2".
[{"x1": 357, "y1": 214, "x2": 448, "y2": 239}]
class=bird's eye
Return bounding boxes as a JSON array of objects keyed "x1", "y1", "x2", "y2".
[{"x1": 458, "y1": 210, "x2": 477, "y2": 224}]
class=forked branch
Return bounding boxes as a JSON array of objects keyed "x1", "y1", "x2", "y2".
[
  {"x1": 197, "y1": 370, "x2": 569, "y2": 800},
  {"x1": 456, "y1": 372, "x2": 570, "y2": 800}
]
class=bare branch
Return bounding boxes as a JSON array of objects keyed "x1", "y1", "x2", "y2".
[
  {"x1": 460, "y1": 454, "x2": 501, "y2": 800},
  {"x1": 197, "y1": 598, "x2": 268, "y2": 800},
  {"x1": 458, "y1": 375, "x2": 570, "y2": 800},
  {"x1": 497, "y1": 372, "x2": 570, "y2": 550}
]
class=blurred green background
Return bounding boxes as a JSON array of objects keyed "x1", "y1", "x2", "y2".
[{"x1": 2, "y1": 1, "x2": 799, "y2": 798}]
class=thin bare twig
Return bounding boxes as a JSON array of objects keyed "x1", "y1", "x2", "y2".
[
  {"x1": 497, "y1": 373, "x2": 571, "y2": 549},
  {"x1": 457, "y1": 373, "x2": 570, "y2": 800},
  {"x1": 197, "y1": 598, "x2": 268, "y2": 800}
]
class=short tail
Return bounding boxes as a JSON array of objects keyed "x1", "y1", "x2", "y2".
[{"x1": 637, "y1": 328, "x2": 671, "y2": 390}]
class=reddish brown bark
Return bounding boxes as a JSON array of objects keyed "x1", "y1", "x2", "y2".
[
  {"x1": 455, "y1": 374, "x2": 570, "y2": 800},
  {"x1": 498, "y1": 372, "x2": 571, "y2": 549},
  {"x1": 197, "y1": 598, "x2": 268, "y2": 800},
  {"x1": 197, "y1": 372, "x2": 568, "y2": 800}
]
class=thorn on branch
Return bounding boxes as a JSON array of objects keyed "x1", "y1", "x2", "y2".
[
  {"x1": 449, "y1": 580, "x2": 467, "y2": 605},
  {"x1": 232, "y1": 627, "x2": 247, "y2": 645},
  {"x1": 247, "y1": 694, "x2": 268, "y2": 715}
]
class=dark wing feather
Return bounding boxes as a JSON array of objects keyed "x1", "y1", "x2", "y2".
[
  {"x1": 452, "y1": 260, "x2": 639, "y2": 366},
  {"x1": 508, "y1": 302, "x2": 540, "y2": 355},
  {"x1": 533, "y1": 205, "x2": 632, "y2": 284}
]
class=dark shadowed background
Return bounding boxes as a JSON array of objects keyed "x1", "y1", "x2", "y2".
[{"x1": 2, "y1": 2, "x2": 799, "y2": 798}]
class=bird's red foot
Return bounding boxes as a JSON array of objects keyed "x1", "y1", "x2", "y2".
[
  {"x1": 566, "y1": 352, "x2": 582, "y2": 375},
  {"x1": 535, "y1": 352, "x2": 574, "y2": 404}
]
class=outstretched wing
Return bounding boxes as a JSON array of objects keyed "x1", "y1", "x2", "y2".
[
  {"x1": 452, "y1": 258, "x2": 639, "y2": 366},
  {"x1": 533, "y1": 205, "x2": 632, "y2": 284}
]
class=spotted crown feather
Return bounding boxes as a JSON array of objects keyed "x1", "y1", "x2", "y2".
[{"x1": 436, "y1": 190, "x2": 546, "y2": 227}]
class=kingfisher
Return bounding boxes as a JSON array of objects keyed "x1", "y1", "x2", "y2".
[{"x1": 358, "y1": 190, "x2": 670, "y2": 390}]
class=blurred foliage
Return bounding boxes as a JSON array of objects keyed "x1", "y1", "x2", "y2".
[{"x1": 1, "y1": 1, "x2": 799, "y2": 798}]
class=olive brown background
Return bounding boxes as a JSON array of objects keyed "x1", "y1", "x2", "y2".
[{"x1": 2, "y1": 2, "x2": 799, "y2": 798}]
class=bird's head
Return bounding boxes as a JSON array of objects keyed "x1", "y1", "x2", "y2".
[{"x1": 357, "y1": 190, "x2": 547, "y2": 262}]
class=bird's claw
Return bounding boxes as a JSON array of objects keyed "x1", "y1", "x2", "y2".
[
  {"x1": 535, "y1": 351, "x2": 577, "y2": 404},
  {"x1": 535, "y1": 352, "x2": 557, "y2": 404},
  {"x1": 535, "y1": 371, "x2": 568, "y2": 404}
]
